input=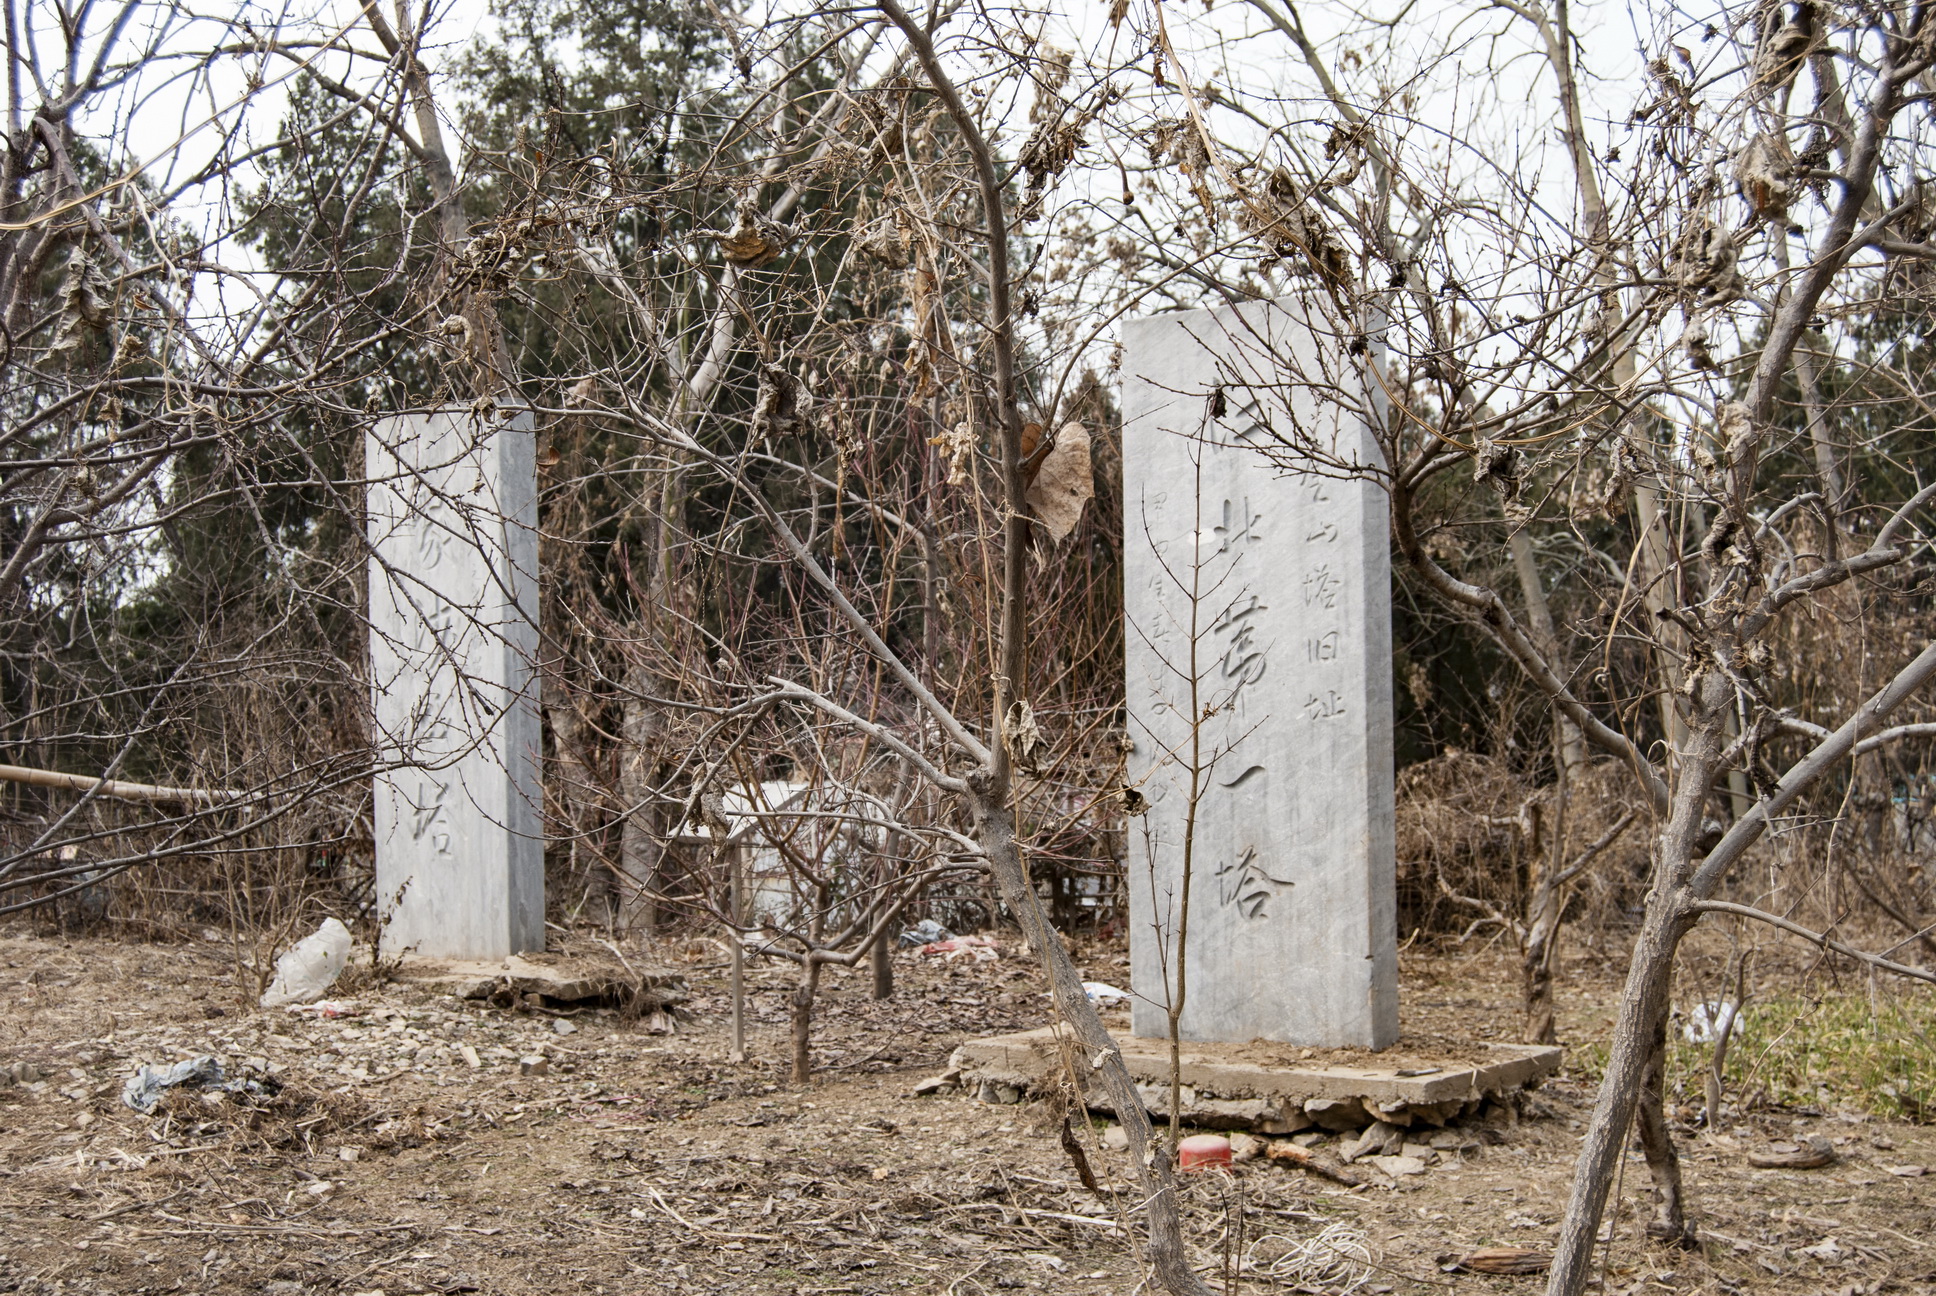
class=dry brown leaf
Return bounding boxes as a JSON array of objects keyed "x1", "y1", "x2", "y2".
[
  {"x1": 1733, "y1": 133, "x2": 1795, "y2": 217},
  {"x1": 1019, "y1": 421, "x2": 1044, "y2": 465},
  {"x1": 719, "y1": 228, "x2": 782, "y2": 267},
  {"x1": 1023, "y1": 422, "x2": 1093, "y2": 543}
]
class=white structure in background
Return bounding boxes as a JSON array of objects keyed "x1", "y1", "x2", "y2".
[
  {"x1": 670, "y1": 780, "x2": 814, "y2": 930},
  {"x1": 367, "y1": 407, "x2": 542, "y2": 959},
  {"x1": 1121, "y1": 299, "x2": 1399, "y2": 1048}
]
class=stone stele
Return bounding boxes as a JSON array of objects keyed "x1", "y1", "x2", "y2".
[
  {"x1": 367, "y1": 407, "x2": 542, "y2": 959},
  {"x1": 1122, "y1": 298, "x2": 1397, "y2": 1048}
]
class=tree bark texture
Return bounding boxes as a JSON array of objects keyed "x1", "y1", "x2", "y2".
[{"x1": 967, "y1": 774, "x2": 1214, "y2": 1296}]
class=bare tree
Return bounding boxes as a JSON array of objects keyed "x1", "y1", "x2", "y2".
[{"x1": 1103, "y1": 0, "x2": 1936, "y2": 1289}]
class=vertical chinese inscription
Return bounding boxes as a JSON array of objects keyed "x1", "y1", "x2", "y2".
[{"x1": 1123, "y1": 297, "x2": 1398, "y2": 1049}]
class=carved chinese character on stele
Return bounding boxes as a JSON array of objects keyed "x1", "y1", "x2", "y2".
[
  {"x1": 367, "y1": 408, "x2": 542, "y2": 959},
  {"x1": 1122, "y1": 298, "x2": 1398, "y2": 1049}
]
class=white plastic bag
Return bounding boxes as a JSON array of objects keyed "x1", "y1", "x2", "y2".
[
  {"x1": 1681, "y1": 999, "x2": 1742, "y2": 1045},
  {"x1": 260, "y1": 917, "x2": 352, "y2": 1008},
  {"x1": 1083, "y1": 981, "x2": 1130, "y2": 1007}
]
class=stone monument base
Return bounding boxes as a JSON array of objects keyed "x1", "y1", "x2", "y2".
[{"x1": 947, "y1": 1025, "x2": 1559, "y2": 1133}]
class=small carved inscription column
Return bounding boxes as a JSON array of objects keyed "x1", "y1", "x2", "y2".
[
  {"x1": 1122, "y1": 299, "x2": 1398, "y2": 1048},
  {"x1": 367, "y1": 408, "x2": 543, "y2": 959}
]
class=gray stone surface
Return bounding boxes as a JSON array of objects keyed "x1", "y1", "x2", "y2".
[
  {"x1": 1121, "y1": 299, "x2": 1397, "y2": 1047},
  {"x1": 367, "y1": 408, "x2": 541, "y2": 959},
  {"x1": 949, "y1": 1025, "x2": 1560, "y2": 1130}
]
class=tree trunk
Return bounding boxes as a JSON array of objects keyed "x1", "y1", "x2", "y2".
[
  {"x1": 1510, "y1": 531, "x2": 1585, "y2": 773},
  {"x1": 1521, "y1": 873, "x2": 1564, "y2": 1045},
  {"x1": 540, "y1": 649, "x2": 605, "y2": 911},
  {"x1": 728, "y1": 845, "x2": 746, "y2": 1062},
  {"x1": 1545, "y1": 894, "x2": 1691, "y2": 1295},
  {"x1": 790, "y1": 959, "x2": 823, "y2": 1084},
  {"x1": 1511, "y1": 530, "x2": 1580, "y2": 1044},
  {"x1": 1633, "y1": 485, "x2": 1689, "y2": 761},
  {"x1": 1547, "y1": 710, "x2": 1721, "y2": 1296},
  {"x1": 616, "y1": 660, "x2": 663, "y2": 937},
  {"x1": 1635, "y1": 998, "x2": 1695, "y2": 1246},
  {"x1": 870, "y1": 926, "x2": 893, "y2": 1000},
  {"x1": 966, "y1": 773, "x2": 1214, "y2": 1296}
]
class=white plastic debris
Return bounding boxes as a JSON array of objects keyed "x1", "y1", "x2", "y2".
[
  {"x1": 1682, "y1": 999, "x2": 1742, "y2": 1045},
  {"x1": 121, "y1": 1055, "x2": 273, "y2": 1113},
  {"x1": 260, "y1": 917, "x2": 353, "y2": 1008},
  {"x1": 1083, "y1": 981, "x2": 1130, "y2": 1007},
  {"x1": 900, "y1": 918, "x2": 950, "y2": 947}
]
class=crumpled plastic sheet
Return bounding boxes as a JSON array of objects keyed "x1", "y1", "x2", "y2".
[
  {"x1": 120, "y1": 1054, "x2": 274, "y2": 1114},
  {"x1": 899, "y1": 918, "x2": 951, "y2": 948}
]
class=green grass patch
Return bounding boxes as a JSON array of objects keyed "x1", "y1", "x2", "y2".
[
  {"x1": 1567, "y1": 993, "x2": 1936, "y2": 1120},
  {"x1": 1676, "y1": 994, "x2": 1936, "y2": 1121},
  {"x1": 1703, "y1": 994, "x2": 1936, "y2": 1120}
]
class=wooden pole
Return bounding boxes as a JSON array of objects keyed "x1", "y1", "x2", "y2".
[
  {"x1": 729, "y1": 844, "x2": 746, "y2": 1063},
  {"x1": 0, "y1": 763, "x2": 240, "y2": 805}
]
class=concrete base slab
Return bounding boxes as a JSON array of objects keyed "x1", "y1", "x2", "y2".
[
  {"x1": 394, "y1": 952, "x2": 688, "y2": 1009},
  {"x1": 949, "y1": 1025, "x2": 1559, "y2": 1132}
]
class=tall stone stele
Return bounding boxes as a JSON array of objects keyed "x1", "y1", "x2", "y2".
[
  {"x1": 1122, "y1": 299, "x2": 1399, "y2": 1048},
  {"x1": 367, "y1": 407, "x2": 543, "y2": 959}
]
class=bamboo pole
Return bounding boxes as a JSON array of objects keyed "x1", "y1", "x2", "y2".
[{"x1": 0, "y1": 763, "x2": 241, "y2": 805}]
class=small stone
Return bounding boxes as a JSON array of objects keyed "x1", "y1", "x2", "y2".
[
  {"x1": 263, "y1": 1282, "x2": 307, "y2": 1296},
  {"x1": 1228, "y1": 1132, "x2": 1264, "y2": 1163},
  {"x1": 1343, "y1": 1120, "x2": 1404, "y2": 1162},
  {"x1": 1367, "y1": 1154, "x2": 1427, "y2": 1177},
  {"x1": 1101, "y1": 1124, "x2": 1129, "y2": 1151},
  {"x1": 1304, "y1": 1097, "x2": 1371, "y2": 1131},
  {"x1": 1291, "y1": 1131, "x2": 1326, "y2": 1148},
  {"x1": 304, "y1": 1180, "x2": 334, "y2": 1196},
  {"x1": 1399, "y1": 1142, "x2": 1438, "y2": 1163},
  {"x1": 337, "y1": 1146, "x2": 361, "y2": 1163},
  {"x1": 459, "y1": 1045, "x2": 482, "y2": 1069},
  {"x1": 911, "y1": 1075, "x2": 954, "y2": 1097},
  {"x1": 552, "y1": 1018, "x2": 577, "y2": 1036},
  {"x1": 519, "y1": 1055, "x2": 549, "y2": 1076},
  {"x1": 1887, "y1": 1164, "x2": 1927, "y2": 1177}
]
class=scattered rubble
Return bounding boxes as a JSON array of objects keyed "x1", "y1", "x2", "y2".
[{"x1": 394, "y1": 950, "x2": 690, "y2": 1020}]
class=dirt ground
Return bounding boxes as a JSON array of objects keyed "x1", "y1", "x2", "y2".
[{"x1": 0, "y1": 924, "x2": 1932, "y2": 1296}]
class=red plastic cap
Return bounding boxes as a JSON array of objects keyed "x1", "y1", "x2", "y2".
[{"x1": 1177, "y1": 1134, "x2": 1232, "y2": 1172}]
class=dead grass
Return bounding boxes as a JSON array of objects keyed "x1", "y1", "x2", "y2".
[{"x1": 1, "y1": 926, "x2": 1934, "y2": 1295}]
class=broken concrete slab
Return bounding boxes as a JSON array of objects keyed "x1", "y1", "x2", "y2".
[
  {"x1": 949, "y1": 1026, "x2": 1560, "y2": 1132},
  {"x1": 393, "y1": 952, "x2": 688, "y2": 1010}
]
